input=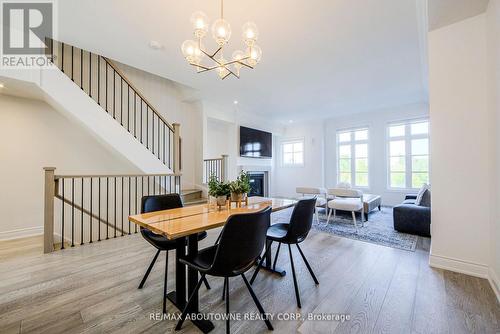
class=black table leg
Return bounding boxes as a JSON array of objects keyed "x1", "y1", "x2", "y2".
[
  {"x1": 166, "y1": 237, "x2": 187, "y2": 310},
  {"x1": 186, "y1": 234, "x2": 215, "y2": 333},
  {"x1": 260, "y1": 239, "x2": 286, "y2": 277}
]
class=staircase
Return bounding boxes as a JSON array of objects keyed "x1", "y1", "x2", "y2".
[{"x1": 181, "y1": 189, "x2": 207, "y2": 206}]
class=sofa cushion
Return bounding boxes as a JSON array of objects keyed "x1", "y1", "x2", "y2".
[
  {"x1": 402, "y1": 199, "x2": 416, "y2": 205},
  {"x1": 328, "y1": 198, "x2": 363, "y2": 211},
  {"x1": 419, "y1": 189, "x2": 431, "y2": 207}
]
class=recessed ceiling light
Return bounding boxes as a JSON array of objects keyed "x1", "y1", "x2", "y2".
[
  {"x1": 288, "y1": 120, "x2": 293, "y2": 123},
  {"x1": 149, "y1": 40, "x2": 164, "y2": 50},
  {"x1": 233, "y1": 100, "x2": 238, "y2": 105},
  {"x1": 0, "y1": 83, "x2": 4, "y2": 89}
]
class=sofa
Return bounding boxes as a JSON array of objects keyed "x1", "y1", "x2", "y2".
[{"x1": 393, "y1": 193, "x2": 431, "y2": 237}]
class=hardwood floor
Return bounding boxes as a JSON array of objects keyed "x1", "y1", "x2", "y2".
[{"x1": 0, "y1": 230, "x2": 498, "y2": 334}]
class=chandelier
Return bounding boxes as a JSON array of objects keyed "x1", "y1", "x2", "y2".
[{"x1": 181, "y1": 0, "x2": 262, "y2": 80}]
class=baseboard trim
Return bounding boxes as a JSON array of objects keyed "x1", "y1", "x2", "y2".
[
  {"x1": 0, "y1": 226, "x2": 43, "y2": 241},
  {"x1": 488, "y1": 267, "x2": 500, "y2": 303},
  {"x1": 429, "y1": 254, "x2": 489, "y2": 278}
]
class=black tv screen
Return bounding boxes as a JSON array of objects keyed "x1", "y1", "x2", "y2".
[{"x1": 239, "y1": 126, "x2": 272, "y2": 158}]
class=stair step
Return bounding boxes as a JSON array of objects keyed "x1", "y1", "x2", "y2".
[
  {"x1": 183, "y1": 198, "x2": 208, "y2": 206},
  {"x1": 181, "y1": 189, "x2": 203, "y2": 202}
]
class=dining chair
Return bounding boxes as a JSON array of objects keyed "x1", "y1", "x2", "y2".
[
  {"x1": 175, "y1": 207, "x2": 274, "y2": 334},
  {"x1": 296, "y1": 187, "x2": 328, "y2": 224},
  {"x1": 138, "y1": 194, "x2": 210, "y2": 314},
  {"x1": 326, "y1": 188, "x2": 364, "y2": 232},
  {"x1": 250, "y1": 197, "x2": 319, "y2": 308}
]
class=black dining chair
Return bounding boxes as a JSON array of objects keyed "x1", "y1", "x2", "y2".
[
  {"x1": 175, "y1": 207, "x2": 274, "y2": 334},
  {"x1": 138, "y1": 194, "x2": 210, "y2": 314},
  {"x1": 250, "y1": 197, "x2": 319, "y2": 308}
]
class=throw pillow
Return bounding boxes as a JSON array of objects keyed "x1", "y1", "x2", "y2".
[
  {"x1": 420, "y1": 189, "x2": 431, "y2": 207},
  {"x1": 415, "y1": 184, "x2": 430, "y2": 206}
]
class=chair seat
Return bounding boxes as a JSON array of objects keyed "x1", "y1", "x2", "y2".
[
  {"x1": 315, "y1": 197, "x2": 327, "y2": 207},
  {"x1": 179, "y1": 245, "x2": 217, "y2": 272},
  {"x1": 328, "y1": 198, "x2": 363, "y2": 211},
  {"x1": 141, "y1": 228, "x2": 208, "y2": 250},
  {"x1": 266, "y1": 223, "x2": 289, "y2": 241}
]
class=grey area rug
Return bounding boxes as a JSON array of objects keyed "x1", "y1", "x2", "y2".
[{"x1": 272, "y1": 206, "x2": 418, "y2": 251}]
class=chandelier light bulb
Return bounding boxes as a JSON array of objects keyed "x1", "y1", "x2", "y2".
[
  {"x1": 242, "y1": 22, "x2": 259, "y2": 46},
  {"x1": 181, "y1": 40, "x2": 199, "y2": 62},
  {"x1": 190, "y1": 11, "x2": 209, "y2": 37},
  {"x1": 232, "y1": 50, "x2": 245, "y2": 70},
  {"x1": 212, "y1": 19, "x2": 232, "y2": 46},
  {"x1": 246, "y1": 45, "x2": 262, "y2": 66}
]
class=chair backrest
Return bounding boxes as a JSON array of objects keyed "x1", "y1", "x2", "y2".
[
  {"x1": 296, "y1": 187, "x2": 327, "y2": 196},
  {"x1": 208, "y1": 206, "x2": 272, "y2": 276},
  {"x1": 328, "y1": 188, "x2": 363, "y2": 198},
  {"x1": 286, "y1": 197, "x2": 317, "y2": 242},
  {"x1": 141, "y1": 193, "x2": 183, "y2": 214}
]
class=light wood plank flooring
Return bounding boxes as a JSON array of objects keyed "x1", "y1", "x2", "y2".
[{"x1": 0, "y1": 229, "x2": 498, "y2": 334}]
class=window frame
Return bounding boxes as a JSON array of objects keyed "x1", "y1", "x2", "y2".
[
  {"x1": 280, "y1": 138, "x2": 305, "y2": 167},
  {"x1": 336, "y1": 127, "x2": 370, "y2": 188},
  {"x1": 387, "y1": 118, "x2": 430, "y2": 190}
]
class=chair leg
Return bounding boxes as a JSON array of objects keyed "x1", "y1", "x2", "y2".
[
  {"x1": 138, "y1": 249, "x2": 161, "y2": 289},
  {"x1": 175, "y1": 273, "x2": 206, "y2": 330},
  {"x1": 241, "y1": 274, "x2": 274, "y2": 330},
  {"x1": 273, "y1": 242, "x2": 281, "y2": 271},
  {"x1": 250, "y1": 241, "x2": 273, "y2": 284},
  {"x1": 222, "y1": 277, "x2": 227, "y2": 301},
  {"x1": 314, "y1": 209, "x2": 319, "y2": 224},
  {"x1": 225, "y1": 276, "x2": 230, "y2": 334},
  {"x1": 163, "y1": 251, "x2": 169, "y2": 314},
  {"x1": 288, "y1": 244, "x2": 302, "y2": 308},
  {"x1": 333, "y1": 209, "x2": 336, "y2": 219},
  {"x1": 203, "y1": 276, "x2": 211, "y2": 290},
  {"x1": 296, "y1": 244, "x2": 319, "y2": 284},
  {"x1": 351, "y1": 211, "x2": 358, "y2": 232},
  {"x1": 326, "y1": 208, "x2": 332, "y2": 223}
]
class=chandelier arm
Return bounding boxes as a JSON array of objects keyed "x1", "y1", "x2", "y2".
[{"x1": 188, "y1": 63, "x2": 211, "y2": 71}]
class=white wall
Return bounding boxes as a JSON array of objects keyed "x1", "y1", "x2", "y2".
[
  {"x1": 487, "y1": 0, "x2": 500, "y2": 297},
  {"x1": 428, "y1": 13, "x2": 494, "y2": 279},
  {"x1": 0, "y1": 94, "x2": 139, "y2": 239},
  {"x1": 273, "y1": 121, "x2": 325, "y2": 198}
]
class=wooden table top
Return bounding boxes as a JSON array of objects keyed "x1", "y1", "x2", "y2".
[{"x1": 128, "y1": 196, "x2": 296, "y2": 240}]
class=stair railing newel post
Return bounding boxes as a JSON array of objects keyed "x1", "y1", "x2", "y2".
[
  {"x1": 43, "y1": 167, "x2": 56, "y2": 253},
  {"x1": 173, "y1": 123, "x2": 181, "y2": 175},
  {"x1": 221, "y1": 154, "x2": 229, "y2": 182}
]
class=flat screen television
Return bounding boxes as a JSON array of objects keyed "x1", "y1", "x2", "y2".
[{"x1": 239, "y1": 126, "x2": 272, "y2": 158}]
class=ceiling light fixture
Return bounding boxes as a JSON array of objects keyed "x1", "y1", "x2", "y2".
[
  {"x1": 181, "y1": 0, "x2": 261, "y2": 80},
  {"x1": 233, "y1": 100, "x2": 238, "y2": 104}
]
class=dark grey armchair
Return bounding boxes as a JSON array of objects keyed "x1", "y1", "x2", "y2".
[{"x1": 393, "y1": 194, "x2": 431, "y2": 237}]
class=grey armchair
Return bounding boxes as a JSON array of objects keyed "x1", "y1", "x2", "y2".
[{"x1": 393, "y1": 194, "x2": 431, "y2": 237}]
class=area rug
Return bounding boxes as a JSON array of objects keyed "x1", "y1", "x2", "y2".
[{"x1": 272, "y1": 206, "x2": 418, "y2": 251}]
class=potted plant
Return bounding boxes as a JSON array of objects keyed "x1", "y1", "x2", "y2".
[
  {"x1": 208, "y1": 174, "x2": 230, "y2": 207},
  {"x1": 229, "y1": 171, "x2": 251, "y2": 202}
]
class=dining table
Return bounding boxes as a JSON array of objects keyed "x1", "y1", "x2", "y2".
[{"x1": 128, "y1": 196, "x2": 296, "y2": 333}]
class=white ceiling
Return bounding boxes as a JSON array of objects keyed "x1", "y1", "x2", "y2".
[
  {"x1": 428, "y1": 0, "x2": 490, "y2": 31},
  {"x1": 57, "y1": 0, "x2": 429, "y2": 122}
]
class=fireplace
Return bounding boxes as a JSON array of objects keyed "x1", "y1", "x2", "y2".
[{"x1": 248, "y1": 172, "x2": 267, "y2": 197}]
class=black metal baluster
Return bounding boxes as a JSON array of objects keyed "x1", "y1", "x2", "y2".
[
  {"x1": 127, "y1": 86, "x2": 130, "y2": 132},
  {"x1": 113, "y1": 70, "x2": 116, "y2": 119},
  {"x1": 114, "y1": 177, "x2": 117, "y2": 238},
  {"x1": 152, "y1": 113, "x2": 155, "y2": 155},
  {"x1": 61, "y1": 43, "x2": 64, "y2": 73},
  {"x1": 141, "y1": 102, "x2": 143, "y2": 144},
  {"x1": 98, "y1": 56, "x2": 100, "y2": 105},
  {"x1": 89, "y1": 52, "x2": 92, "y2": 98},
  {"x1": 134, "y1": 93, "x2": 137, "y2": 138},
  {"x1": 147, "y1": 175, "x2": 150, "y2": 195},
  {"x1": 106, "y1": 177, "x2": 109, "y2": 240},
  {"x1": 61, "y1": 178, "x2": 65, "y2": 249},
  {"x1": 120, "y1": 78, "x2": 123, "y2": 125},
  {"x1": 98, "y1": 177, "x2": 101, "y2": 241},
  {"x1": 146, "y1": 106, "x2": 149, "y2": 149},
  {"x1": 71, "y1": 178, "x2": 74, "y2": 247},
  {"x1": 71, "y1": 46, "x2": 74, "y2": 80},
  {"x1": 105, "y1": 63, "x2": 108, "y2": 113},
  {"x1": 81, "y1": 178, "x2": 84, "y2": 245},
  {"x1": 121, "y1": 176, "x2": 124, "y2": 236},
  {"x1": 90, "y1": 177, "x2": 93, "y2": 243}
]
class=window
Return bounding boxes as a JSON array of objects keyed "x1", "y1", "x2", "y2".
[
  {"x1": 281, "y1": 140, "x2": 304, "y2": 166},
  {"x1": 388, "y1": 119, "x2": 430, "y2": 189},
  {"x1": 337, "y1": 128, "x2": 369, "y2": 187}
]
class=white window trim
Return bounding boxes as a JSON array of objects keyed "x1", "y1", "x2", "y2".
[
  {"x1": 336, "y1": 127, "x2": 370, "y2": 189},
  {"x1": 280, "y1": 138, "x2": 305, "y2": 167},
  {"x1": 386, "y1": 118, "x2": 430, "y2": 191}
]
